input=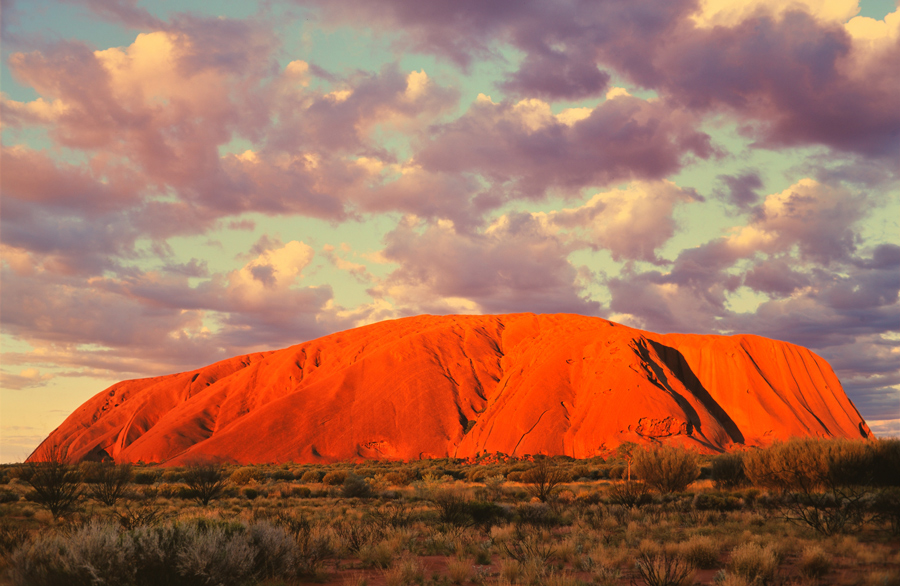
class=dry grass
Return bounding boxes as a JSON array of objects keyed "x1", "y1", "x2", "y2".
[{"x1": 1, "y1": 444, "x2": 897, "y2": 586}]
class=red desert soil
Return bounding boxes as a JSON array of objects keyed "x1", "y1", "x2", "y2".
[{"x1": 29, "y1": 313, "x2": 872, "y2": 465}]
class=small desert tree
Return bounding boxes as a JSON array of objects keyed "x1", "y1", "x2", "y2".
[
  {"x1": 616, "y1": 441, "x2": 640, "y2": 481},
  {"x1": 521, "y1": 459, "x2": 569, "y2": 502},
  {"x1": 88, "y1": 462, "x2": 133, "y2": 506},
  {"x1": 633, "y1": 445, "x2": 699, "y2": 494},
  {"x1": 182, "y1": 462, "x2": 227, "y2": 506},
  {"x1": 24, "y1": 444, "x2": 83, "y2": 519}
]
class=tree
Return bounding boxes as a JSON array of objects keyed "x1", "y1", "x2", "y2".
[
  {"x1": 633, "y1": 445, "x2": 699, "y2": 494},
  {"x1": 24, "y1": 444, "x2": 82, "y2": 519},
  {"x1": 182, "y1": 462, "x2": 226, "y2": 505},
  {"x1": 88, "y1": 462, "x2": 133, "y2": 506},
  {"x1": 521, "y1": 459, "x2": 569, "y2": 502},
  {"x1": 616, "y1": 442, "x2": 640, "y2": 481}
]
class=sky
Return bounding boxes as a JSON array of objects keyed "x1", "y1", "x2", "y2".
[{"x1": 1, "y1": 0, "x2": 898, "y2": 463}]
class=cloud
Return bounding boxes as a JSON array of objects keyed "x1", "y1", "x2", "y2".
[
  {"x1": 551, "y1": 180, "x2": 702, "y2": 263},
  {"x1": 716, "y1": 171, "x2": 763, "y2": 211},
  {"x1": 499, "y1": 47, "x2": 610, "y2": 101},
  {"x1": 413, "y1": 95, "x2": 713, "y2": 206},
  {"x1": 603, "y1": 189, "x2": 899, "y2": 424},
  {"x1": 372, "y1": 214, "x2": 600, "y2": 316},
  {"x1": 726, "y1": 178, "x2": 867, "y2": 264},
  {"x1": 310, "y1": 0, "x2": 900, "y2": 158},
  {"x1": 0, "y1": 368, "x2": 54, "y2": 390}
]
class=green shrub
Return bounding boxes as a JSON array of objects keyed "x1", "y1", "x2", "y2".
[{"x1": 270, "y1": 468, "x2": 296, "y2": 481}]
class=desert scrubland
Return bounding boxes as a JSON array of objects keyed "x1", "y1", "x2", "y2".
[{"x1": 1, "y1": 438, "x2": 898, "y2": 586}]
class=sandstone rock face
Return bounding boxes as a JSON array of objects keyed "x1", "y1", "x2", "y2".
[{"x1": 29, "y1": 314, "x2": 872, "y2": 464}]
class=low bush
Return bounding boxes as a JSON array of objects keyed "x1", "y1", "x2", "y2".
[
  {"x1": 635, "y1": 551, "x2": 695, "y2": 586},
  {"x1": 342, "y1": 473, "x2": 373, "y2": 498},
  {"x1": 299, "y1": 470, "x2": 321, "y2": 483},
  {"x1": 182, "y1": 463, "x2": 226, "y2": 506},
  {"x1": 9, "y1": 518, "x2": 334, "y2": 586},
  {"x1": 798, "y1": 545, "x2": 831, "y2": 579},
  {"x1": 711, "y1": 453, "x2": 747, "y2": 489},
  {"x1": 678, "y1": 535, "x2": 719, "y2": 569},
  {"x1": 88, "y1": 462, "x2": 133, "y2": 506},
  {"x1": 728, "y1": 542, "x2": 779, "y2": 585},
  {"x1": 322, "y1": 470, "x2": 348, "y2": 486},
  {"x1": 0, "y1": 488, "x2": 19, "y2": 503},
  {"x1": 633, "y1": 446, "x2": 699, "y2": 494},
  {"x1": 607, "y1": 480, "x2": 651, "y2": 507},
  {"x1": 693, "y1": 493, "x2": 742, "y2": 512},
  {"x1": 229, "y1": 467, "x2": 265, "y2": 486},
  {"x1": 132, "y1": 471, "x2": 159, "y2": 485}
]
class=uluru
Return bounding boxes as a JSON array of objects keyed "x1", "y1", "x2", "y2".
[{"x1": 28, "y1": 313, "x2": 872, "y2": 465}]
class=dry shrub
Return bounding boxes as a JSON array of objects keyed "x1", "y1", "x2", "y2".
[
  {"x1": 798, "y1": 545, "x2": 831, "y2": 579},
  {"x1": 21, "y1": 445, "x2": 82, "y2": 520},
  {"x1": 299, "y1": 470, "x2": 322, "y2": 484},
  {"x1": 678, "y1": 534, "x2": 720, "y2": 569},
  {"x1": 323, "y1": 470, "x2": 348, "y2": 486},
  {"x1": 728, "y1": 542, "x2": 779, "y2": 584},
  {"x1": 384, "y1": 470, "x2": 415, "y2": 486},
  {"x1": 743, "y1": 438, "x2": 871, "y2": 491},
  {"x1": 382, "y1": 555, "x2": 424, "y2": 586},
  {"x1": 182, "y1": 463, "x2": 226, "y2": 506},
  {"x1": 359, "y1": 539, "x2": 396, "y2": 569},
  {"x1": 607, "y1": 480, "x2": 651, "y2": 507},
  {"x1": 521, "y1": 460, "x2": 569, "y2": 502},
  {"x1": 633, "y1": 446, "x2": 699, "y2": 494},
  {"x1": 865, "y1": 570, "x2": 900, "y2": 586},
  {"x1": 229, "y1": 467, "x2": 264, "y2": 486},
  {"x1": 545, "y1": 571, "x2": 585, "y2": 586},
  {"x1": 499, "y1": 559, "x2": 522, "y2": 583},
  {"x1": 711, "y1": 453, "x2": 747, "y2": 489},
  {"x1": 635, "y1": 551, "x2": 695, "y2": 586},
  {"x1": 447, "y1": 558, "x2": 473, "y2": 584}
]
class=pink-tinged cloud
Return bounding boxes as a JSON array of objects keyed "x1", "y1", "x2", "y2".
[
  {"x1": 309, "y1": 0, "x2": 900, "y2": 158},
  {"x1": 414, "y1": 95, "x2": 714, "y2": 201},
  {"x1": 373, "y1": 214, "x2": 599, "y2": 316},
  {"x1": 550, "y1": 180, "x2": 703, "y2": 263},
  {"x1": 727, "y1": 179, "x2": 867, "y2": 264}
]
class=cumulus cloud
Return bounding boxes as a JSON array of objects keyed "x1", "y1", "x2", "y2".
[
  {"x1": 551, "y1": 180, "x2": 702, "y2": 263},
  {"x1": 413, "y1": 95, "x2": 713, "y2": 204},
  {"x1": 727, "y1": 178, "x2": 866, "y2": 264},
  {"x1": 310, "y1": 0, "x2": 900, "y2": 159},
  {"x1": 372, "y1": 214, "x2": 600, "y2": 316}
]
